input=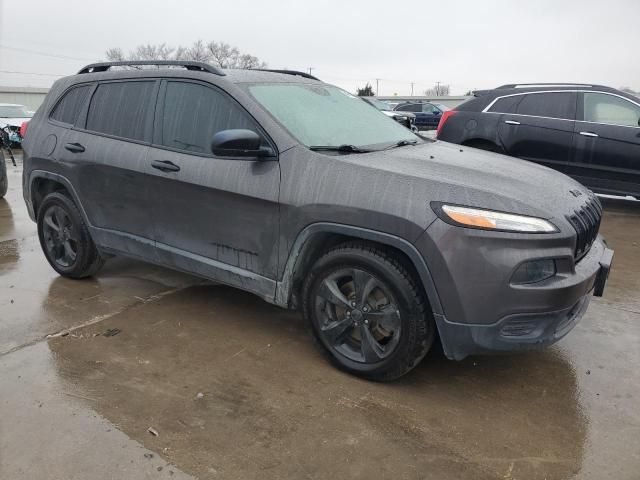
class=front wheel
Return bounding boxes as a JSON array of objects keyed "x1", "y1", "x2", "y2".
[
  {"x1": 37, "y1": 192, "x2": 104, "y2": 278},
  {"x1": 303, "y1": 242, "x2": 435, "y2": 381}
]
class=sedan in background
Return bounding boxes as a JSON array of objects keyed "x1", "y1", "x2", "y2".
[
  {"x1": 362, "y1": 97, "x2": 418, "y2": 132},
  {"x1": 0, "y1": 103, "x2": 33, "y2": 147},
  {"x1": 394, "y1": 101, "x2": 450, "y2": 130}
]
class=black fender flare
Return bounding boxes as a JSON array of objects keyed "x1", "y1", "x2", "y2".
[
  {"x1": 27, "y1": 170, "x2": 91, "y2": 225},
  {"x1": 274, "y1": 222, "x2": 443, "y2": 316}
]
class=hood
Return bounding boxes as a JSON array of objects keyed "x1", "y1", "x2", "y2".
[
  {"x1": 342, "y1": 140, "x2": 591, "y2": 221},
  {"x1": 0, "y1": 117, "x2": 31, "y2": 128}
]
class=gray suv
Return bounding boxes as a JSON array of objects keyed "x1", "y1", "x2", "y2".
[{"x1": 22, "y1": 61, "x2": 613, "y2": 380}]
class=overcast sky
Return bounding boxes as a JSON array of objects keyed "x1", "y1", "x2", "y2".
[{"x1": 1, "y1": 0, "x2": 638, "y2": 95}]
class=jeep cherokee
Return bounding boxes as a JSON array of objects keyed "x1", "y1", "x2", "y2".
[{"x1": 22, "y1": 61, "x2": 613, "y2": 380}]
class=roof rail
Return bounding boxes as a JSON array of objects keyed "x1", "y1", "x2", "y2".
[
  {"x1": 497, "y1": 83, "x2": 593, "y2": 89},
  {"x1": 251, "y1": 69, "x2": 320, "y2": 81},
  {"x1": 77, "y1": 61, "x2": 225, "y2": 76}
]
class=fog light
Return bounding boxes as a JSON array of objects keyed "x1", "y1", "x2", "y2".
[{"x1": 511, "y1": 259, "x2": 556, "y2": 284}]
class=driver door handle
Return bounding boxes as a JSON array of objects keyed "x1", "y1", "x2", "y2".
[
  {"x1": 504, "y1": 120, "x2": 520, "y2": 125},
  {"x1": 64, "y1": 142, "x2": 85, "y2": 153},
  {"x1": 579, "y1": 131, "x2": 599, "y2": 138},
  {"x1": 151, "y1": 160, "x2": 181, "y2": 172}
]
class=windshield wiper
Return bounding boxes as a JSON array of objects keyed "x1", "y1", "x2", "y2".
[
  {"x1": 382, "y1": 139, "x2": 418, "y2": 151},
  {"x1": 309, "y1": 144, "x2": 372, "y2": 154}
]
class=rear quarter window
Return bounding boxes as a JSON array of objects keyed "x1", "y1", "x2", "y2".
[{"x1": 50, "y1": 85, "x2": 92, "y2": 125}]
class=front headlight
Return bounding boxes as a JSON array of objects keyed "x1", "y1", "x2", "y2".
[{"x1": 436, "y1": 204, "x2": 558, "y2": 233}]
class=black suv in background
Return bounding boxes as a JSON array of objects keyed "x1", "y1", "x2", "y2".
[
  {"x1": 22, "y1": 64, "x2": 613, "y2": 380},
  {"x1": 437, "y1": 84, "x2": 640, "y2": 198}
]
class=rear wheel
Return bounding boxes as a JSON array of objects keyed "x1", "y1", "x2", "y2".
[
  {"x1": 303, "y1": 242, "x2": 434, "y2": 381},
  {"x1": 463, "y1": 139, "x2": 502, "y2": 153},
  {"x1": 0, "y1": 151, "x2": 7, "y2": 199},
  {"x1": 37, "y1": 192, "x2": 104, "y2": 278}
]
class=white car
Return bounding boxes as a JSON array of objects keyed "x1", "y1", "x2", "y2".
[{"x1": 0, "y1": 103, "x2": 33, "y2": 145}]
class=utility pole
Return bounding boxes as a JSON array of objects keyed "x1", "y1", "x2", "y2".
[
  {"x1": 308, "y1": 67, "x2": 314, "y2": 75},
  {"x1": 410, "y1": 82, "x2": 414, "y2": 96},
  {"x1": 435, "y1": 81, "x2": 441, "y2": 96},
  {"x1": 375, "y1": 78, "x2": 381, "y2": 96}
]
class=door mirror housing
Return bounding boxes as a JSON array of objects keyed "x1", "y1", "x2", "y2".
[{"x1": 211, "y1": 129, "x2": 275, "y2": 158}]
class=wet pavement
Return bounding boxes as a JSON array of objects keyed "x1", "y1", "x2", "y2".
[{"x1": 1, "y1": 154, "x2": 639, "y2": 479}]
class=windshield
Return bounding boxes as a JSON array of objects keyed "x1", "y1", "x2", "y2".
[
  {"x1": 248, "y1": 84, "x2": 418, "y2": 149},
  {"x1": 0, "y1": 105, "x2": 32, "y2": 118},
  {"x1": 363, "y1": 97, "x2": 391, "y2": 111}
]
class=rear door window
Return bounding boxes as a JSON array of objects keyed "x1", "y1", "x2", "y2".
[
  {"x1": 516, "y1": 92, "x2": 576, "y2": 120},
  {"x1": 50, "y1": 85, "x2": 92, "y2": 125},
  {"x1": 583, "y1": 93, "x2": 640, "y2": 127},
  {"x1": 86, "y1": 81, "x2": 156, "y2": 141},
  {"x1": 488, "y1": 92, "x2": 576, "y2": 120},
  {"x1": 159, "y1": 81, "x2": 261, "y2": 154}
]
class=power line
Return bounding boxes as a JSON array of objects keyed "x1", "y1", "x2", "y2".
[
  {"x1": 0, "y1": 69, "x2": 65, "y2": 77},
  {"x1": 0, "y1": 43, "x2": 97, "y2": 62}
]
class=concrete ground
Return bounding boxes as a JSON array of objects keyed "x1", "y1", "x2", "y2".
[{"x1": 1, "y1": 153, "x2": 639, "y2": 480}]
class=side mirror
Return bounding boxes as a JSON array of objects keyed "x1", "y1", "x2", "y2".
[{"x1": 211, "y1": 129, "x2": 275, "y2": 158}]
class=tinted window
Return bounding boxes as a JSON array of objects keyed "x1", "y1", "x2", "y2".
[
  {"x1": 161, "y1": 81, "x2": 261, "y2": 154},
  {"x1": 86, "y1": 81, "x2": 155, "y2": 141},
  {"x1": 516, "y1": 92, "x2": 575, "y2": 119},
  {"x1": 50, "y1": 85, "x2": 91, "y2": 125},
  {"x1": 396, "y1": 104, "x2": 420, "y2": 112},
  {"x1": 584, "y1": 93, "x2": 640, "y2": 127},
  {"x1": 487, "y1": 95, "x2": 522, "y2": 114}
]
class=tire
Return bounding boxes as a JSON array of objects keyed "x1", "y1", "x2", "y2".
[
  {"x1": 0, "y1": 151, "x2": 7, "y2": 199},
  {"x1": 303, "y1": 242, "x2": 434, "y2": 381},
  {"x1": 37, "y1": 192, "x2": 104, "y2": 278}
]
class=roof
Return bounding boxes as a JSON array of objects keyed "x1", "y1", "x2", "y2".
[
  {"x1": 475, "y1": 83, "x2": 620, "y2": 97},
  {"x1": 73, "y1": 62, "x2": 321, "y2": 85}
]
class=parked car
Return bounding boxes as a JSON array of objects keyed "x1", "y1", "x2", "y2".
[
  {"x1": 23, "y1": 62, "x2": 613, "y2": 380},
  {"x1": 0, "y1": 150, "x2": 7, "y2": 198},
  {"x1": 361, "y1": 97, "x2": 418, "y2": 132},
  {"x1": 0, "y1": 103, "x2": 32, "y2": 147},
  {"x1": 436, "y1": 83, "x2": 640, "y2": 198},
  {"x1": 394, "y1": 101, "x2": 450, "y2": 130}
]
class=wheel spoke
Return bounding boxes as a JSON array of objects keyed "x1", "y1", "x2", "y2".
[
  {"x1": 367, "y1": 305, "x2": 401, "y2": 332},
  {"x1": 44, "y1": 214, "x2": 60, "y2": 232},
  {"x1": 321, "y1": 316, "x2": 354, "y2": 345},
  {"x1": 352, "y1": 269, "x2": 378, "y2": 307},
  {"x1": 63, "y1": 241, "x2": 77, "y2": 262},
  {"x1": 360, "y1": 324, "x2": 385, "y2": 362},
  {"x1": 318, "y1": 278, "x2": 351, "y2": 308}
]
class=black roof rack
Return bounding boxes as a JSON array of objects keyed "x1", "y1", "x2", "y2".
[
  {"x1": 251, "y1": 69, "x2": 320, "y2": 81},
  {"x1": 497, "y1": 83, "x2": 593, "y2": 89},
  {"x1": 78, "y1": 61, "x2": 225, "y2": 76}
]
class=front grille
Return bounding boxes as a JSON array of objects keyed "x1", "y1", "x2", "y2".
[{"x1": 567, "y1": 194, "x2": 602, "y2": 261}]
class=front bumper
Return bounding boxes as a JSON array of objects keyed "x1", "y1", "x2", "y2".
[{"x1": 417, "y1": 220, "x2": 613, "y2": 360}]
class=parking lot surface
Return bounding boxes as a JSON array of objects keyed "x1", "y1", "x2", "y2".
[{"x1": 1, "y1": 154, "x2": 639, "y2": 480}]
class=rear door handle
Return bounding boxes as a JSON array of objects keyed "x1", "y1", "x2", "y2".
[
  {"x1": 504, "y1": 120, "x2": 520, "y2": 125},
  {"x1": 64, "y1": 142, "x2": 85, "y2": 153},
  {"x1": 151, "y1": 160, "x2": 181, "y2": 173},
  {"x1": 579, "y1": 131, "x2": 599, "y2": 138}
]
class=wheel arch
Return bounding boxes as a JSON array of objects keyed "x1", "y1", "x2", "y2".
[
  {"x1": 461, "y1": 137, "x2": 503, "y2": 153},
  {"x1": 29, "y1": 171, "x2": 89, "y2": 223},
  {"x1": 275, "y1": 223, "x2": 443, "y2": 316}
]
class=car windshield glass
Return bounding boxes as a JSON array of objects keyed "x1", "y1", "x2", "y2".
[
  {"x1": 433, "y1": 103, "x2": 450, "y2": 111},
  {"x1": 0, "y1": 105, "x2": 32, "y2": 118},
  {"x1": 248, "y1": 84, "x2": 418, "y2": 149},
  {"x1": 364, "y1": 97, "x2": 391, "y2": 111}
]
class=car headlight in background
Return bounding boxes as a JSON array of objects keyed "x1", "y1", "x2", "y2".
[{"x1": 436, "y1": 204, "x2": 558, "y2": 233}]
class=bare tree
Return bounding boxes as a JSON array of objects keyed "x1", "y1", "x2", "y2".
[
  {"x1": 105, "y1": 40, "x2": 266, "y2": 69},
  {"x1": 424, "y1": 83, "x2": 451, "y2": 96}
]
